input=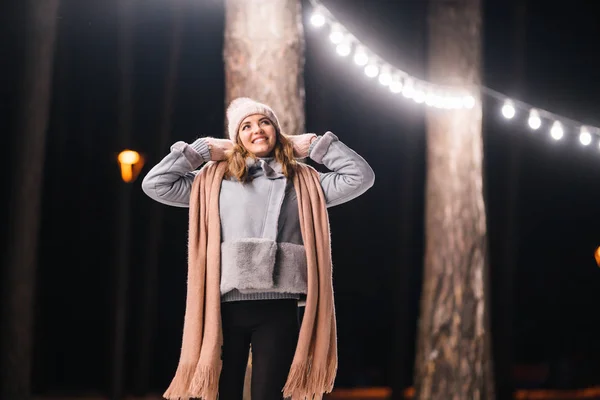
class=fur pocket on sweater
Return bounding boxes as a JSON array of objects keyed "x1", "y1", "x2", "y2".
[
  {"x1": 220, "y1": 238, "x2": 277, "y2": 294},
  {"x1": 274, "y1": 243, "x2": 308, "y2": 293}
]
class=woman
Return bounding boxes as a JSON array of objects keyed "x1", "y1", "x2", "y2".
[{"x1": 142, "y1": 97, "x2": 374, "y2": 400}]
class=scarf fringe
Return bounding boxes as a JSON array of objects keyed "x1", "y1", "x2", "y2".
[
  {"x1": 162, "y1": 364, "x2": 195, "y2": 400},
  {"x1": 283, "y1": 362, "x2": 309, "y2": 397},
  {"x1": 162, "y1": 363, "x2": 222, "y2": 400},
  {"x1": 326, "y1": 355, "x2": 338, "y2": 392},
  {"x1": 283, "y1": 359, "x2": 337, "y2": 400},
  {"x1": 188, "y1": 363, "x2": 222, "y2": 400}
]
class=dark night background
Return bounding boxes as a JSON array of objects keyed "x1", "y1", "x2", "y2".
[{"x1": 2, "y1": 0, "x2": 600, "y2": 397}]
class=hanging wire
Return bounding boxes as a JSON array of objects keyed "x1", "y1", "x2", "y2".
[{"x1": 307, "y1": 0, "x2": 600, "y2": 138}]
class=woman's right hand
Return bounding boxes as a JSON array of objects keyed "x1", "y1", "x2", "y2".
[{"x1": 206, "y1": 137, "x2": 233, "y2": 161}]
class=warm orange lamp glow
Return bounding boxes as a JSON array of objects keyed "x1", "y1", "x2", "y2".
[
  {"x1": 117, "y1": 150, "x2": 144, "y2": 183},
  {"x1": 595, "y1": 246, "x2": 600, "y2": 267}
]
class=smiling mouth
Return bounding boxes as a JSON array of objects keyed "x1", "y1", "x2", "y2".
[{"x1": 252, "y1": 138, "x2": 268, "y2": 144}]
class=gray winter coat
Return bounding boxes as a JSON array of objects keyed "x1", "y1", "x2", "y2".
[{"x1": 141, "y1": 131, "x2": 374, "y2": 302}]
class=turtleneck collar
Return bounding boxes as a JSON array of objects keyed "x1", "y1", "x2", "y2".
[{"x1": 246, "y1": 157, "x2": 285, "y2": 179}]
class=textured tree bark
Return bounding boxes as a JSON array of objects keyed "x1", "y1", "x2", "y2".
[
  {"x1": 0, "y1": 1, "x2": 60, "y2": 399},
  {"x1": 224, "y1": 0, "x2": 305, "y2": 137},
  {"x1": 223, "y1": 1, "x2": 305, "y2": 398},
  {"x1": 414, "y1": 0, "x2": 495, "y2": 399}
]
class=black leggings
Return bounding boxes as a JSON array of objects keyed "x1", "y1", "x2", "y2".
[{"x1": 218, "y1": 299, "x2": 300, "y2": 400}]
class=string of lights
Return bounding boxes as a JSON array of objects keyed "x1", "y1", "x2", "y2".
[{"x1": 307, "y1": 0, "x2": 600, "y2": 147}]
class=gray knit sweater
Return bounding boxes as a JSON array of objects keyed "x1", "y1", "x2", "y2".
[{"x1": 141, "y1": 132, "x2": 374, "y2": 302}]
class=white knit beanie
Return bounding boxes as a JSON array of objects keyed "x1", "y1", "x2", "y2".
[{"x1": 226, "y1": 97, "x2": 282, "y2": 142}]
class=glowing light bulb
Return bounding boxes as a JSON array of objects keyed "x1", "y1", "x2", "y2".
[
  {"x1": 402, "y1": 79, "x2": 415, "y2": 98},
  {"x1": 433, "y1": 96, "x2": 445, "y2": 108},
  {"x1": 441, "y1": 98, "x2": 453, "y2": 109},
  {"x1": 528, "y1": 109, "x2": 541, "y2": 130},
  {"x1": 502, "y1": 100, "x2": 516, "y2": 119},
  {"x1": 329, "y1": 24, "x2": 344, "y2": 44},
  {"x1": 451, "y1": 97, "x2": 464, "y2": 109},
  {"x1": 550, "y1": 121, "x2": 564, "y2": 140},
  {"x1": 389, "y1": 76, "x2": 403, "y2": 94},
  {"x1": 364, "y1": 64, "x2": 379, "y2": 78},
  {"x1": 425, "y1": 93, "x2": 436, "y2": 106},
  {"x1": 117, "y1": 150, "x2": 143, "y2": 183},
  {"x1": 336, "y1": 42, "x2": 351, "y2": 57},
  {"x1": 310, "y1": 12, "x2": 326, "y2": 27},
  {"x1": 118, "y1": 150, "x2": 140, "y2": 165},
  {"x1": 413, "y1": 90, "x2": 426, "y2": 104},
  {"x1": 463, "y1": 95, "x2": 475, "y2": 109},
  {"x1": 580, "y1": 127, "x2": 592, "y2": 146},
  {"x1": 378, "y1": 66, "x2": 392, "y2": 86},
  {"x1": 353, "y1": 47, "x2": 368, "y2": 66}
]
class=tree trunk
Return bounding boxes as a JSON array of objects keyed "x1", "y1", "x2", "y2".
[
  {"x1": 224, "y1": 0, "x2": 305, "y2": 137},
  {"x1": 0, "y1": 1, "x2": 60, "y2": 399},
  {"x1": 414, "y1": 0, "x2": 494, "y2": 399},
  {"x1": 223, "y1": 1, "x2": 305, "y2": 398}
]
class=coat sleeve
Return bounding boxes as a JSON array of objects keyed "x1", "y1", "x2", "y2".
[
  {"x1": 141, "y1": 138, "x2": 211, "y2": 208},
  {"x1": 308, "y1": 131, "x2": 375, "y2": 208}
]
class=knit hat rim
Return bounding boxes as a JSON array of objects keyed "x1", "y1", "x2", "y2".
[{"x1": 226, "y1": 97, "x2": 282, "y2": 142}]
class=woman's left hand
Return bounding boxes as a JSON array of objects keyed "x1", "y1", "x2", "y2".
[
  {"x1": 206, "y1": 137, "x2": 233, "y2": 161},
  {"x1": 287, "y1": 133, "x2": 317, "y2": 158}
]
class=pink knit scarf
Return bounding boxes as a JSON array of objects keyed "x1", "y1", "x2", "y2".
[{"x1": 163, "y1": 161, "x2": 338, "y2": 400}]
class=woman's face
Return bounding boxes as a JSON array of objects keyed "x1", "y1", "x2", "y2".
[{"x1": 238, "y1": 114, "x2": 277, "y2": 157}]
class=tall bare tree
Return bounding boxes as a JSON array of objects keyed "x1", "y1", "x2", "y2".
[
  {"x1": 0, "y1": 1, "x2": 60, "y2": 399},
  {"x1": 223, "y1": 1, "x2": 305, "y2": 398},
  {"x1": 224, "y1": 0, "x2": 305, "y2": 137},
  {"x1": 414, "y1": 0, "x2": 495, "y2": 399}
]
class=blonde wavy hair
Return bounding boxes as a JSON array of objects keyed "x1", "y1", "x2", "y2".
[{"x1": 225, "y1": 127, "x2": 297, "y2": 182}]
